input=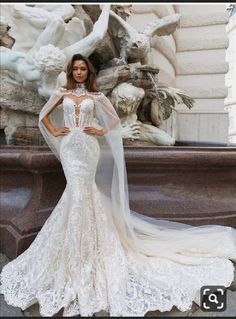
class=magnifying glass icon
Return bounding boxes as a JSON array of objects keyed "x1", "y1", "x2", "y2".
[{"x1": 208, "y1": 293, "x2": 218, "y2": 304}]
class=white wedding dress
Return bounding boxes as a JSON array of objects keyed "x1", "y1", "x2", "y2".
[{"x1": 0, "y1": 94, "x2": 235, "y2": 317}]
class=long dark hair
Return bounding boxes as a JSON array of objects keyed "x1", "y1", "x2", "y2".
[{"x1": 65, "y1": 54, "x2": 99, "y2": 92}]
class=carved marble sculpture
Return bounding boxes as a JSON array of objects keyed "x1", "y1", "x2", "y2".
[
  {"x1": 109, "y1": 10, "x2": 181, "y2": 64},
  {"x1": 0, "y1": 4, "x2": 111, "y2": 98},
  {"x1": 141, "y1": 73, "x2": 195, "y2": 127},
  {"x1": 0, "y1": 15, "x2": 14, "y2": 48},
  {"x1": 111, "y1": 4, "x2": 132, "y2": 20},
  {"x1": 3, "y1": 4, "x2": 84, "y2": 53},
  {"x1": 110, "y1": 83, "x2": 175, "y2": 145},
  {"x1": 0, "y1": 4, "x2": 193, "y2": 147}
]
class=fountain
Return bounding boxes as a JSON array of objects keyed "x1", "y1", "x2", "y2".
[{"x1": 0, "y1": 4, "x2": 236, "y2": 259}]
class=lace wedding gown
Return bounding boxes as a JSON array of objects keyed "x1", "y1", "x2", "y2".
[{"x1": 0, "y1": 94, "x2": 235, "y2": 317}]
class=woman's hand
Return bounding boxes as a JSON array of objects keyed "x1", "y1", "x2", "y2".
[
  {"x1": 83, "y1": 126, "x2": 104, "y2": 136},
  {"x1": 53, "y1": 126, "x2": 70, "y2": 137}
]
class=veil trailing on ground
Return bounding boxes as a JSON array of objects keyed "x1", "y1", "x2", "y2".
[{"x1": 39, "y1": 85, "x2": 236, "y2": 266}]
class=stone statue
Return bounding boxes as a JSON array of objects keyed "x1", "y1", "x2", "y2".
[
  {"x1": 110, "y1": 83, "x2": 175, "y2": 145},
  {"x1": 4, "y1": 4, "x2": 83, "y2": 53},
  {"x1": 0, "y1": 4, "x2": 111, "y2": 98},
  {"x1": 142, "y1": 73, "x2": 195, "y2": 129},
  {"x1": 0, "y1": 15, "x2": 14, "y2": 48},
  {"x1": 108, "y1": 10, "x2": 181, "y2": 65},
  {"x1": 0, "y1": 4, "x2": 194, "y2": 147}
]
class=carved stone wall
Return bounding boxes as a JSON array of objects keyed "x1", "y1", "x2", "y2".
[{"x1": 127, "y1": 4, "x2": 230, "y2": 144}]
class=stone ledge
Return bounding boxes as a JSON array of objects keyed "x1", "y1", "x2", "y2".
[
  {"x1": 131, "y1": 5, "x2": 175, "y2": 18},
  {"x1": 177, "y1": 62, "x2": 229, "y2": 75},
  {"x1": 1, "y1": 146, "x2": 236, "y2": 260},
  {"x1": 177, "y1": 37, "x2": 229, "y2": 52},
  {"x1": 180, "y1": 12, "x2": 229, "y2": 28},
  {"x1": 177, "y1": 86, "x2": 228, "y2": 99}
]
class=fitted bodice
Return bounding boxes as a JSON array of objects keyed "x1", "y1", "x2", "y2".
[{"x1": 63, "y1": 97, "x2": 96, "y2": 129}]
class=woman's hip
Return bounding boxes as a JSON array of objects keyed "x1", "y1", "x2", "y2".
[{"x1": 59, "y1": 129, "x2": 100, "y2": 179}]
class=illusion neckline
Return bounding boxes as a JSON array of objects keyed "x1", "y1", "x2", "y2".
[{"x1": 64, "y1": 97, "x2": 94, "y2": 108}]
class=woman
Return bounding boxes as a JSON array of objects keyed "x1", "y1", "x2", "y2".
[{"x1": 1, "y1": 53, "x2": 236, "y2": 317}]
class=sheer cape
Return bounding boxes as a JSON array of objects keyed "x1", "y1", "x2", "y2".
[{"x1": 39, "y1": 85, "x2": 236, "y2": 266}]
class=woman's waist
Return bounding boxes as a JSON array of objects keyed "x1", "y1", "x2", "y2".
[
  {"x1": 68, "y1": 125, "x2": 85, "y2": 131},
  {"x1": 66, "y1": 126, "x2": 98, "y2": 139}
]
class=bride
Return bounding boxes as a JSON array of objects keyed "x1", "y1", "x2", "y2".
[{"x1": 1, "y1": 53, "x2": 236, "y2": 317}]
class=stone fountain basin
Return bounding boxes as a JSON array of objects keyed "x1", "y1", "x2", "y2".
[{"x1": 0, "y1": 145, "x2": 236, "y2": 259}]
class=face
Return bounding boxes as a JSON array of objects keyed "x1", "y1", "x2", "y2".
[{"x1": 72, "y1": 60, "x2": 88, "y2": 84}]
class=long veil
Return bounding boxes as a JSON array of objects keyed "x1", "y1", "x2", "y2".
[{"x1": 39, "y1": 87, "x2": 236, "y2": 266}]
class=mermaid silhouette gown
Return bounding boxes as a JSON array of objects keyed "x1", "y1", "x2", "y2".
[{"x1": 0, "y1": 96, "x2": 235, "y2": 317}]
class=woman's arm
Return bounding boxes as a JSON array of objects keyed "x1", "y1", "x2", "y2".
[
  {"x1": 42, "y1": 96, "x2": 70, "y2": 137},
  {"x1": 42, "y1": 115, "x2": 58, "y2": 137}
]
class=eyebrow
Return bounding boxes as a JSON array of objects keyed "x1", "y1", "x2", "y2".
[{"x1": 73, "y1": 65, "x2": 87, "y2": 68}]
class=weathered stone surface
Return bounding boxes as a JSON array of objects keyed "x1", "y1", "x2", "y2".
[
  {"x1": 178, "y1": 37, "x2": 229, "y2": 52},
  {"x1": 73, "y1": 4, "x2": 93, "y2": 34},
  {"x1": 131, "y1": 5, "x2": 175, "y2": 18},
  {"x1": 97, "y1": 63, "x2": 159, "y2": 94},
  {"x1": 81, "y1": 4, "x2": 101, "y2": 23},
  {"x1": 176, "y1": 112, "x2": 229, "y2": 145},
  {"x1": 180, "y1": 12, "x2": 229, "y2": 28},
  {"x1": 178, "y1": 86, "x2": 228, "y2": 99},
  {"x1": 177, "y1": 62, "x2": 229, "y2": 75},
  {"x1": 0, "y1": 75, "x2": 45, "y2": 115},
  {"x1": 111, "y1": 4, "x2": 132, "y2": 20},
  {"x1": 82, "y1": 4, "x2": 132, "y2": 22},
  {"x1": 1, "y1": 109, "x2": 39, "y2": 128},
  {"x1": 0, "y1": 109, "x2": 40, "y2": 144},
  {"x1": 12, "y1": 127, "x2": 46, "y2": 146},
  {"x1": 89, "y1": 33, "x2": 118, "y2": 70},
  {"x1": 151, "y1": 36, "x2": 177, "y2": 69},
  {"x1": 0, "y1": 109, "x2": 7, "y2": 130},
  {"x1": 74, "y1": 5, "x2": 118, "y2": 68}
]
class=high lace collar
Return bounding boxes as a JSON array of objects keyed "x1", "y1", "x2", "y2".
[{"x1": 72, "y1": 83, "x2": 88, "y2": 95}]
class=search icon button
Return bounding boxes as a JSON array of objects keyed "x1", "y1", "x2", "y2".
[{"x1": 208, "y1": 293, "x2": 218, "y2": 304}]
